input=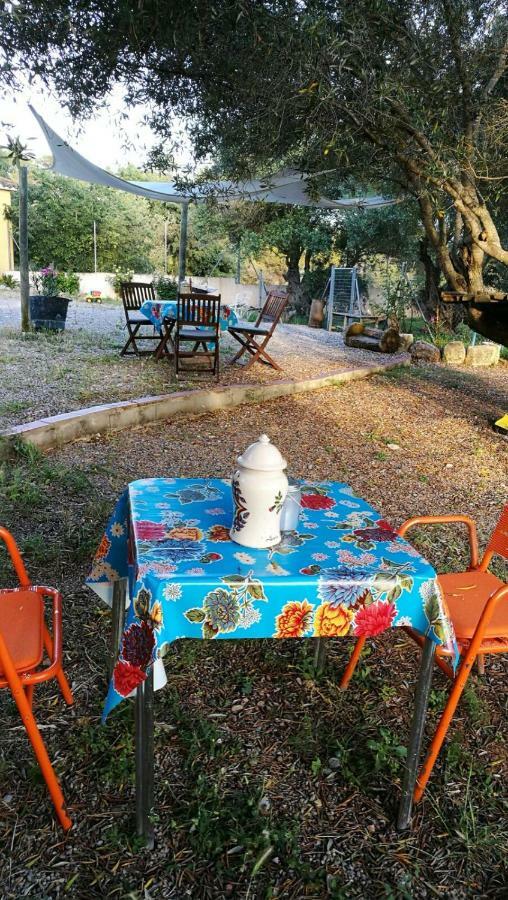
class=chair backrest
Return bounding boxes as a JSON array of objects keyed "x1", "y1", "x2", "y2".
[
  {"x1": 480, "y1": 504, "x2": 508, "y2": 571},
  {"x1": 255, "y1": 290, "x2": 288, "y2": 330},
  {"x1": 177, "y1": 292, "x2": 221, "y2": 328},
  {"x1": 121, "y1": 281, "x2": 155, "y2": 310}
]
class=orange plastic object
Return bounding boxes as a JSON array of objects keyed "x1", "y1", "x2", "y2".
[
  {"x1": 338, "y1": 505, "x2": 508, "y2": 802},
  {"x1": 439, "y1": 571, "x2": 508, "y2": 640},
  {"x1": 0, "y1": 526, "x2": 74, "y2": 831},
  {"x1": 0, "y1": 589, "x2": 44, "y2": 675}
]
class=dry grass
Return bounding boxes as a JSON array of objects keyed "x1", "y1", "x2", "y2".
[{"x1": 0, "y1": 364, "x2": 507, "y2": 899}]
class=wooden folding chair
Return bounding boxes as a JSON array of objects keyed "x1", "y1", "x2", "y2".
[
  {"x1": 228, "y1": 289, "x2": 288, "y2": 370},
  {"x1": 339, "y1": 505, "x2": 508, "y2": 802},
  {"x1": 175, "y1": 292, "x2": 220, "y2": 381},
  {"x1": 120, "y1": 282, "x2": 174, "y2": 358},
  {"x1": 0, "y1": 526, "x2": 74, "y2": 830}
]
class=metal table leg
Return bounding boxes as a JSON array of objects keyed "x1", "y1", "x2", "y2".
[
  {"x1": 109, "y1": 578, "x2": 127, "y2": 678},
  {"x1": 313, "y1": 637, "x2": 327, "y2": 674},
  {"x1": 136, "y1": 667, "x2": 155, "y2": 848},
  {"x1": 397, "y1": 636, "x2": 435, "y2": 830}
]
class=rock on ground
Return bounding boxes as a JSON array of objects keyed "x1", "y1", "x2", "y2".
[{"x1": 410, "y1": 339, "x2": 441, "y2": 363}]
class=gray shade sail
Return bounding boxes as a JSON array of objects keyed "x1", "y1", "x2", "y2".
[{"x1": 30, "y1": 106, "x2": 397, "y2": 210}]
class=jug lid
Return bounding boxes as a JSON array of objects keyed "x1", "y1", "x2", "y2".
[{"x1": 237, "y1": 434, "x2": 287, "y2": 472}]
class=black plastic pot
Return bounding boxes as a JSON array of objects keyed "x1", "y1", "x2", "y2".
[{"x1": 29, "y1": 295, "x2": 71, "y2": 331}]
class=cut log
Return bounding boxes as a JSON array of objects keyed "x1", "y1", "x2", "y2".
[
  {"x1": 345, "y1": 322, "x2": 365, "y2": 339},
  {"x1": 379, "y1": 327, "x2": 401, "y2": 353},
  {"x1": 345, "y1": 326, "x2": 401, "y2": 353},
  {"x1": 345, "y1": 335, "x2": 382, "y2": 351}
]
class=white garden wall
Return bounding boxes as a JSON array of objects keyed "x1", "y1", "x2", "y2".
[{"x1": 5, "y1": 272, "x2": 282, "y2": 310}]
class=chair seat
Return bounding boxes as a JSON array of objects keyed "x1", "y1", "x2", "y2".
[
  {"x1": 438, "y1": 570, "x2": 507, "y2": 640},
  {"x1": 126, "y1": 315, "x2": 153, "y2": 324},
  {"x1": 178, "y1": 327, "x2": 217, "y2": 339},
  {"x1": 229, "y1": 322, "x2": 269, "y2": 335},
  {"x1": 0, "y1": 589, "x2": 44, "y2": 675}
]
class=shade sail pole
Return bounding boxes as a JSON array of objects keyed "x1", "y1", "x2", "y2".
[
  {"x1": 19, "y1": 164, "x2": 30, "y2": 332},
  {"x1": 178, "y1": 200, "x2": 189, "y2": 286}
]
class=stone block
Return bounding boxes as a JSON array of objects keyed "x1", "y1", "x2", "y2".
[
  {"x1": 465, "y1": 343, "x2": 501, "y2": 367},
  {"x1": 442, "y1": 340, "x2": 466, "y2": 366}
]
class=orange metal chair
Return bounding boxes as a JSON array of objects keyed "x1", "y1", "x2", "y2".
[
  {"x1": 339, "y1": 505, "x2": 508, "y2": 802},
  {"x1": 0, "y1": 526, "x2": 73, "y2": 830}
]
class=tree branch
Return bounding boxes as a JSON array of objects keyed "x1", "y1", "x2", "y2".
[{"x1": 481, "y1": 34, "x2": 508, "y2": 101}]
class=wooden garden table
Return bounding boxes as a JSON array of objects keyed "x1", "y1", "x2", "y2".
[{"x1": 87, "y1": 477, "x2": 457, "y2": 847}]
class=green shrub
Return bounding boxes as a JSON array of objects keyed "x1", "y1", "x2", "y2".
[
  {"x1": 154, "y1": 273, "x2": 178, "y2": 300},
  {"x1": 0, "y1": 273, "x2": 17, "y2": 289},
  {"x1": 109, "y1": 268, "x2": 134, "y2": 296},
  {"x1": 55, "y1": 271, "x2": 80, "y2": 295}
]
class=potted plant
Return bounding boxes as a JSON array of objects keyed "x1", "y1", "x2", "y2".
[{"x1": 29, "y1": 266, "x2": 73, "y2": 331}]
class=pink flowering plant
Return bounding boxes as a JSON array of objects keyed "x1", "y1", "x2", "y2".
[
  {"x1": 32, "y1": 266, "x2": 79, "y2": 297},
  {"x1": 32, "y1": 265, "x2": 59, "y2": 296}
]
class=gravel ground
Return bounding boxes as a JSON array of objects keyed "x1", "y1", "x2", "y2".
[
  {"x1": 0, "y1": 365, "x2": 507, "y2": 899},
  {"x1": 0, "y1": 294, "x2": 406, "y2": 430}
]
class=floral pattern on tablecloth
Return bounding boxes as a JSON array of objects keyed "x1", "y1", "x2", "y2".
[
  {"x1": 139, "y1": 300, "x2": 238, "y2": 333},
  {"x1": 87, "y1": 478, "x2": 458, "y2": 718}
]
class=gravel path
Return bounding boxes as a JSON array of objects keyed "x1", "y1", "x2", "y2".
[{"x1": 0, "y1": 294, "x2": 407, "y2": 430}]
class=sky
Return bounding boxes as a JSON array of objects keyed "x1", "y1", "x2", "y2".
[{"x1": 0, "y1": 82, "x2": 194, "y2": 173}]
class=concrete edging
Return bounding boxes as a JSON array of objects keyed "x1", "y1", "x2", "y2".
[{"x1": 2, "y1": 356, "x2": 409, "y2": 451}]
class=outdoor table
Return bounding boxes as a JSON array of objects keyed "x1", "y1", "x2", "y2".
[
  {"x1": 139, "y1": 299, "x2": 238, "y2": 335},
  {"x1": 87, "y1": 477, "x2": 458, "y2": 847}
]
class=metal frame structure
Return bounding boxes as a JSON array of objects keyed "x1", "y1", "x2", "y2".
[{"x1": 326, "y1": 266, "x2": 362, "y2": 330}]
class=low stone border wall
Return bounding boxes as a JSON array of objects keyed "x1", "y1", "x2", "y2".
[{"x1": 2, "y1": 356, "x2": 409, "y2": 451}]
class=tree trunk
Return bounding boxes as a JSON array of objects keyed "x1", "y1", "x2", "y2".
[
  {"x1": 418, "y1": 239, "x2": 464, "y2": 330},
  {"x1": 284, "y1": 244, "x2": 305, "y2": 313}
]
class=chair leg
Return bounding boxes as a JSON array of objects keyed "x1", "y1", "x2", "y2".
[
  {"x1": 25, "y1": 684, "x2": 35, "y2": 710},
  {"x1": 414, "y1": 645, "x2": 478, "y2": 803},
  {"x1": 476, "y1": 653, "x2": 485, "y2": 675},
  {"x1": 120, "y1": 322, "x2": 142, "y2": 356},
  {"x1": 339, "y1": 636, "x2": 366, "y2": 689},
  {"x1": 229, "y1": 334, "x2": 251, "y2": 365},
  {"x1": 43, "y1": 626, "x2": 74, "y2": 706},
  {"x1": 0, "y1": 635, "x2": 72, "y2": 831}
]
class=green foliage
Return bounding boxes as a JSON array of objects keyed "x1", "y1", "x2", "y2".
[
  {"x1": 56, "y1": 271, "x2": 80, "y2": 295},
  {"x1": 0, "y1": 273, "x2": 17, "y2": 289},
  {"x1": 3, "y1": 2, "x2": 507, "y2": 335},
  {"x1": 341, "y1": 204, "x2": 423, "y2": 268},
  {"x1": 153, "y1": 273, "x2": 178, "y2": 299},
  {"x1": 11, "y1": 167, "x2": 161, "y2": 273},
  {"x1": 109, "y1": 267, "x2": 133, "y2": 295}
]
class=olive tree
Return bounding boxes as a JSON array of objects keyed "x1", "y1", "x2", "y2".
[{"x1": 2, "y1": 0, "x2": 507, "y2": 339}]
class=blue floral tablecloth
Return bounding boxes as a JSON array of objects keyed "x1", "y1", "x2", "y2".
[
  {"x1": 139, "y1": 300, "x2": 238, "y2": 333},
  {"x1": 87, "y1": 478, "x2": 458, "y2": 719}
]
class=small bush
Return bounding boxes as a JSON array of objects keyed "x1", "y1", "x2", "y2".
[
  {"x1": 0, "y1": 273, "x2": 17, "y2": 289},
  {"x1": 55, "y1": 271, "x2": 80, "y2": 295},
  {"x1": 154, "y1": 273, "x2": 178, "y2": 300},
  {"x1": 109, "y1": 268, "x2": 134, "y2": 295}
]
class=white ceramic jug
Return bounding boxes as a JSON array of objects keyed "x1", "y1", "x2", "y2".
[{"x1": 230, "y1": 434, "x2": 289, "y2": 548}]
